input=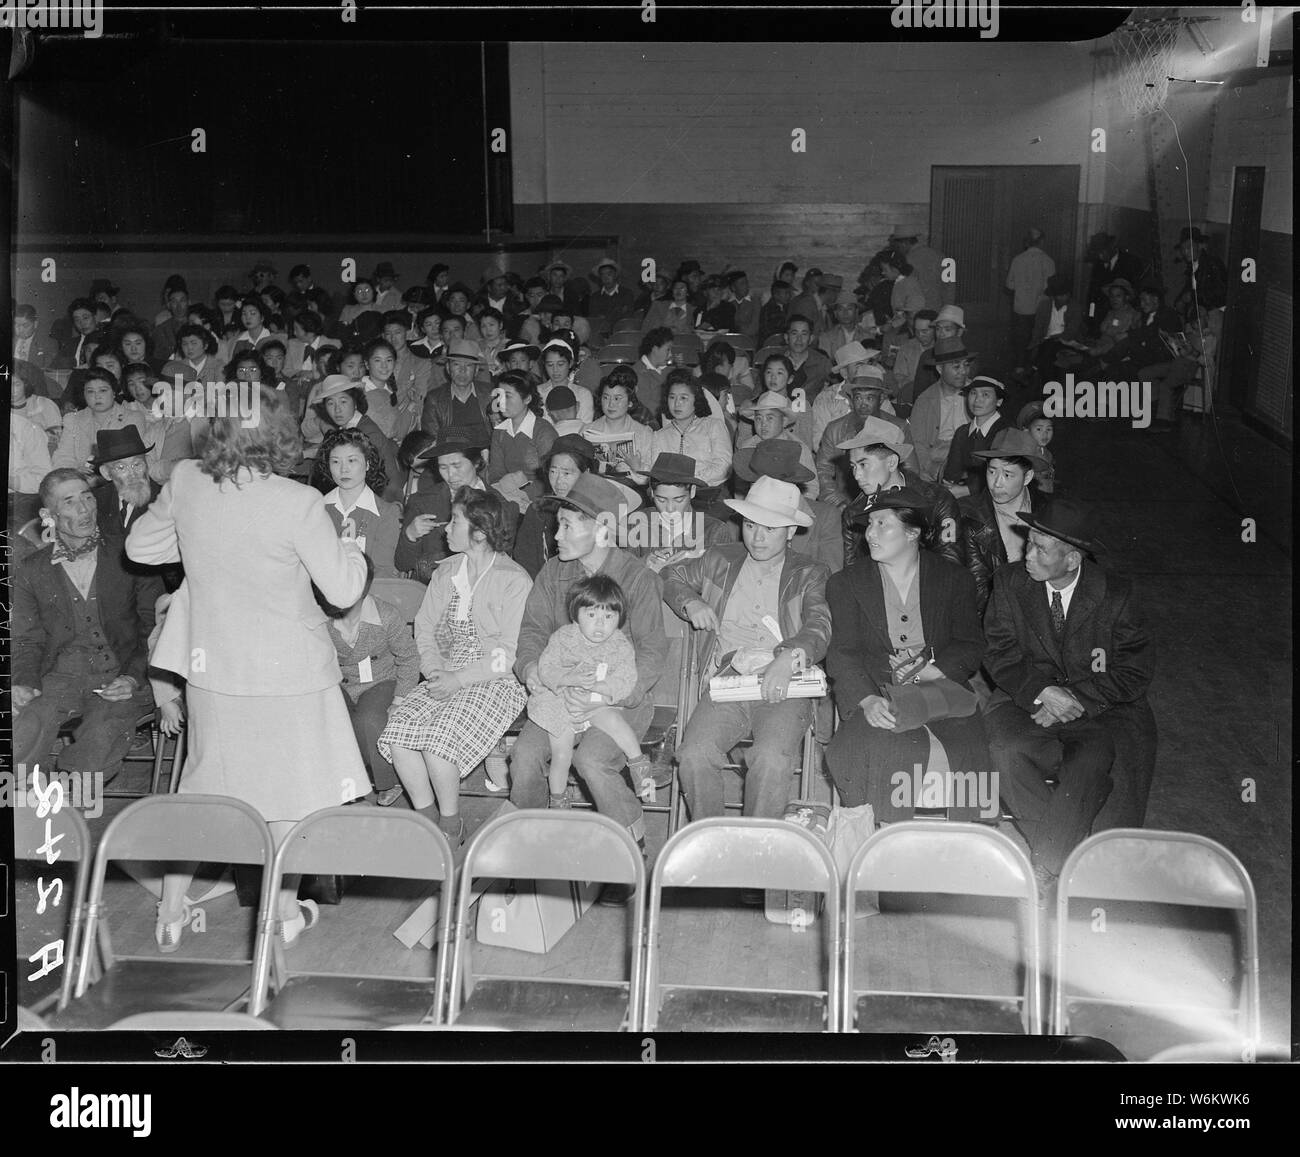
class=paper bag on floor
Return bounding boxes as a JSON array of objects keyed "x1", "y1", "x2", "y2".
[
  {"x1": 475, "y1": 876, "x2": 601, "y2": 954},
  {"x1": 392, "y1": 799, "x2": 515, "y2": 950},
  {"x1": 828, "y1": 803, "x2": 880, "y2": 917}
]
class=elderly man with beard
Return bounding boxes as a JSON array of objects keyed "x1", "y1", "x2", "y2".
[
  {"x1": 92, "y1": 428, "x2": 159, "y2": 536},
  {"x1": 13, "y1": 468, "x2": 161, "y2": 784},
  {"x1": 838, "y1": 418, "x2": 963, "y2": 569}
]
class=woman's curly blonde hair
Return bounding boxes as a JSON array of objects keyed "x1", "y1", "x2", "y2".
[{"x1": 200, "y1": 384, "x2": 303, "y2": 484}]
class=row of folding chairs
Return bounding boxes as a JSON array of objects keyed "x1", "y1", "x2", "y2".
[{"x1": 13, "y1": 797, "x2": 1259, "y2": 1050}]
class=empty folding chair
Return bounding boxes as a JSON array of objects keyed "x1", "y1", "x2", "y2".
[
  {"x1": 107, "y1": 1011, "x2": 276, "y2": 1030},
  {"x1": 249, "y1": 808, "x2": 454, "y2": 1029},
  {"x1": 842, "y1": 821, "x2": 1041, "y2": 1033},
  {"x1": 14, "y1": 802, "x2": 91, "y2": 1015},
  {"x1": 612, "y1": 317, "x2": 643, "y2": 336},
  {"x1": 1051, "y1": 829, "x2": 1260, "y2": 1061},
  {"x1": 57, "y1": 795, "x2": 275, "y2": 1029},
  {"x1": 448, "y1": 810, "x2": 645, "y2": 1030},
  {"x1": 643, "y1": 818, "x2": 841, "y2": 1031}
]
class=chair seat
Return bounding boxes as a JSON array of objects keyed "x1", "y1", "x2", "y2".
[
  {"x1": 110, "y1": 1011, "x2": 276, "y2": 1030},
  {"x1": 264, "y1": 975, "x2": 440, "y2": 1030},
  {"x1": 1063, "y1": 1000, "x2": 1245, "y2": 1062},
  {"x1": 854, "y1": 993, "x2": 1026, "y2": 1034},
  {"x1": 654, "y1": 988, "x2": 829, "y2": 1032},
  {"x1": 455, "y1": 979, "x2": 632, "y2": 1031},
  {"x1": 50, "y1": 961, "x2": 253, "y2": 1029}
]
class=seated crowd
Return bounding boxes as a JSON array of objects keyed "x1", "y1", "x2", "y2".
[{"x1": 12, "y1": 238, "x2": 1191, "y2": 941}]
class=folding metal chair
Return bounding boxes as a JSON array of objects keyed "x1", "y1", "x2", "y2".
[
  {"x1": 597, "y1": 344, "x2": 639, "y2": 366},
  {"x1": 249, "y1": 808, "x2": 454, "y2": 1029},
  {"x1": 371, "y1": 576, "x2": 428, "y2": 626},
  {"x1": 755, "y1": 344, "x2": 787, "y2": 365},
  {"x1": 709, "y1": 333, "x2": 756, "y2": 353},
  {"x1": 841, "y1": 822, "x2": 1041, "y2": 1033},
  {"x1": 14, "y1": 802, "x2": 91, "y2": 1015},
  {"x1": 53, "y1": 710, "x2": 185, "y2": 800},
  {"x1": 1051, "y1": 829, "x2": 1260, "y2": 1060},
  {"x1": 612, "y1": 318, "x2": 643, "y2": 336},
  {"x1": 448, "y1": 810, "x2": 645, "y2": 1030},
  {"x1": 107, "y1": 1011, "x2": 276, "y2": 1030},
  {"x1": 643, "y1": 817, "x2": 841, "y2": 1031},
  {"x1": 56, "y1": 795, "x2": 275, "y2": 1029},
  {"x1": 671, "y1": 336, "x2": 702, "y2": 366}
]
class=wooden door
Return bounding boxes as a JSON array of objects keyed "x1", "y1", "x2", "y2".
[{"x1": 930, "y1": 166, "x2": 1080, "y2": 325}]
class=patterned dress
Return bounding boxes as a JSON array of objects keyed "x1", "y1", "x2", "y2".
[{"x1": 378, "y1": 585, "x2": 526, "y2": 777}]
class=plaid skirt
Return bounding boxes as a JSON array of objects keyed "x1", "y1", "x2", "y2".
[{"x1": 378, "y1": 677, "x2": 526, "y2": 777}]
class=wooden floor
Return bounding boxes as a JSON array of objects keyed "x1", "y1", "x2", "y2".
[{"x1": 16, "y1": 392, "x2": 1291, "y2": 1051}]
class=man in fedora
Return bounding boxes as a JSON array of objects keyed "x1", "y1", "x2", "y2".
[
  {"x1": 738, "y1": 391, "x2": 819, "y2": 496},
  {"x1": 587, "y1": 258, "x2": 635, "y2": 341},
  {"x1": 13, "y1": 468, "x2": 163, "y2": 786},
  {"x1": 372, "y1": 262, "x2": 402, "y2": 312},
  {"x1": 627, "y1": 452, "x2": 736, "y2": 572},
  {"x1": 1085, "y1": 232, "x2": 1147, "y2": 332},
  {"x1": 959, "y1": 426, "x2": 1047, "y2": 613},
  {"x1": 934, "y1": 304, "x2": 965, "y2": 344},
  {"x1": 889, "y1": 309, "x2": 939, "y2": 413},
  {"x1": 812, "y1": 341, "x2": 882, "y2": 449},
  {"x1": 1027, "y1": 273, "x2": 1086, "y2": 385},
  {"x1": 817, "y1": 364, "x2": 915, "y2": 506},
  {"x1": 664, "y1": 475, "x2": 831, "y2": 822},
  {"x1": 1173, "y1": 226, "x2": 1228, "y2": 320},
  {"x1": 736, "y1": 438, "x2": 843, "y2": 573},
  {"x1": 983, "y1": 500, "x2": 1157, "y2": 895},
  {"x1": 92, "y1": 427, "x2": 159, "y2": 537},
  {"x1": 395, "y1": 426, "x2": 517, "y2": 581},
  {"x1": 420, "y1": 339, "x2": 494, "y2": 442},
  {"x1": 476, "y1": 263, "x2": 522, "y2": 328},
  {"x1": 512, "y1": 473, "x2": 669, "y2": 902},
  {"x1": 838, "y1": 417, "x2": 963, "y2": 568},
  {"x1": 910, "y1": 336, "x2": 975, "y2": 483},
  {"x1": 941, "y1": 374, "x2": 1010, "y2": 498}
]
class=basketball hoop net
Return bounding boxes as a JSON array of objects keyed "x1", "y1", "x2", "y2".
[{"x1": 1112, "y1": 17, "x2": 1183, "y2": 118}]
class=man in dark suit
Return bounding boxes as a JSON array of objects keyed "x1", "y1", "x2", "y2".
[
  {"x1": 983, "y1": 501, "x2": 1157, "y2": 893},
  {"x1": 13, "y1": 469, "x2": 161, "y2": 784},
  {"x1": 93, "y1": 427, "x2": 160, "y2": 537},
  {"x1": 1172, "y1": 226, "x2": 1229, "y2": 321},
  {"x1": 663, "y1": 476, "x2": 832, "y2": 821},
  {"x1": 1085, "y1": 233, "x2": 1147, "y2": 333}
]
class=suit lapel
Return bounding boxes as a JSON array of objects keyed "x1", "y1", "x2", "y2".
[
  {"x1": 852, "y1": 560, "x2": 891, "y2": 654},
  {"x1": 1061, "y1": 563, "x2": 1102, "y2": 649},
  {"x1": 1018, "y1": 570, "x2": 1065, "y2": 663}
]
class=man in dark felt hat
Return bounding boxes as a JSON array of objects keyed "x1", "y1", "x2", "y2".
[
  {"x1": 1085, "y1": 232, "x2": 1147, "y2": 333},
  {"x1": 394, "y1": 426, "x2": 516, "y2": 582},
  {"x1": 910, "y1": 336, "x2": 975, "y2": 483},
  {"x1": 512, "y1": 473, "x2": 669, "y2": 903},
  {"x1": 1173, "y1": 226, "x2": 1228, "y2": 320},
  {"x1": 92, "y1": 427, "x2": 158, "y2": 537},
  {"x1": 959, "y1": 426, "x2": 1048, "y2": 614},
  {"x1": 627, "y1": 452, "x2": 737, "y2": 572},
  {"x1": 13, "y1": 468, "x2": 163, "y2": 785},
  {"x1": 664, "y1": 474, "x2": 831, "y2": 823},
  {"x1": 1027, "y1": 273, "x2": 1087, "y2": 385},
  {"x1": 982, "y1": 500, "x2": 1157, "y2": 896}
]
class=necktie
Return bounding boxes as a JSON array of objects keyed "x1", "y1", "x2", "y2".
[{"x1": 1050, "y1": 590, "x2": 1065, "y2": 636}]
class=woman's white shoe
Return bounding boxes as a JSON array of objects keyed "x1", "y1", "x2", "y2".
[
  {"x1": 155, "y1": 901, "x2": 192, "y2": 954},
  {"x1": 278, "y1": 898, "x2": 320, "y2": 947}
]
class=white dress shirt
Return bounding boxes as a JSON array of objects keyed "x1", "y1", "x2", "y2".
[{"x1": 1046, "y1": 560, "x2": 1083, "y2": 618}]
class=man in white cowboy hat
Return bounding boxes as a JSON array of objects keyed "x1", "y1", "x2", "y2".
[
  {"x1": 816, "y1": 364, "x2": 915, "y2": 505},
  {"x1": 587, "y1": 257, "x2": 635, "y2": 341},
  {"x1": 958, "y1": 426, "x2": 1048, "y2": 614},
  {"x1": 934, "y1": 304, "x2": 966, "y2": 343},
  {"x1": 738, "y1": 391, "x2": 819, "y2": 498},
  {"x1": 663, "y1": 475, "x2": 832, "y2": 822},
  {"x1": 812, "y1": 340, "x2": 879, "y2": 449},
  {"x1": 837, "y1": 416, "x2": 964, "y2": 569}
]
